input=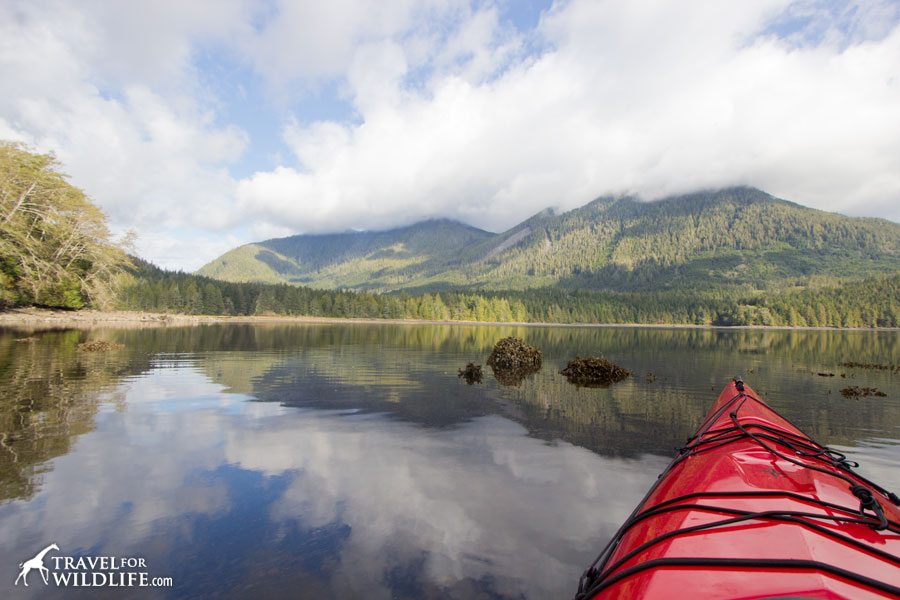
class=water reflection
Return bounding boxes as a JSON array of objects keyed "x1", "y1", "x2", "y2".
[
  {"x1": 0, "y1": 363, "x2": 664, "y2": 599},
  {"x1": 111, "y1": 324, "x2": 900, "y2": 457},
  {"x1": 0, "y1": 323, "x2": 898, "y2": 598},
  {"x1": 0, "y1": 330, "x2": 145, "y2": 502}
]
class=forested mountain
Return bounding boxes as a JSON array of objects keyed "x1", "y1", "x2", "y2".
[
  {"x1": 198, "y1": 219, "x2": 495, "y2": 288},
  {"x1": 197, "y1": 187, "x2": 900, "y2": 293}
]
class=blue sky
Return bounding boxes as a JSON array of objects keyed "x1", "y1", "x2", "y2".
[{"x1": 2, "y1": 0, "x2": 899, "y2": 271}]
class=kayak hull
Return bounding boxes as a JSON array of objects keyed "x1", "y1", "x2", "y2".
[{"x1": 577, "y1": 380, "x2": 900, "y2": 600}]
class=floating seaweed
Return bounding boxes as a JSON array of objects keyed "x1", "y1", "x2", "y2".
[
  {"x1": 560, "y1": 355, "x2": 631, "y2": 388},
  {"x1": 487, "y1": 337, "x2": 542, "y2": 370},
  {"x1": 840, "y1": 386, "x2": 887, "y2": 398},
  {"x1": 840, "y1": 361, "x2": 900, "y2": 373},
  {"x1": 77, "y1": 341, "x2": 124, "y2": 352},
  {"x1": 817, "y1": 372, "x2": 835, "y2": 377},
  {"x1": 487, "y1": 337, "x2": 542, "y2": 387},
  {"x1": 457, "y1": 362, "x2": 483, "y2": 385}
]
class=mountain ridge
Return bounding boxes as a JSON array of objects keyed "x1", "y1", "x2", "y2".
[{"x1": 197, "y1": 187, "x2": 900, "y2": 293}]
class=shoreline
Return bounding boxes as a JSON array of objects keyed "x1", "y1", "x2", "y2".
[{"x1": 0, "y1": 306, "x2": 897, "y2": 332}]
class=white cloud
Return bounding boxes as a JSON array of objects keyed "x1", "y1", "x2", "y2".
[
  {"x1": 766, "y1": 0, "x2": 900, "y2": 48},
  {"x1": 133, "y1": 229, "x2": 247, "y2": 272},
  {"x1": 75, "y1": 0, "x2": 250, "y2": 87},
  {"x1": 0, "y1": 0, "x2": 249, "y2": 270},
  {"x1": 235, "y1": 0, "x2": 900, "y2": 239},
  {"x1": 223, "y1": 412, "x2": 667, "y2": 599},
  {"x1": 2, "y1": 0, "x2": 899, "y2": 270},
  {"x1": 241, "y1": 0, "x2": 472, "y2": 96}
]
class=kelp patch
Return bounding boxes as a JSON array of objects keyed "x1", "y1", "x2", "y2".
[
  {"x1": 487, "y1": 337, "x2": 542, "y2": 387},
  {"x1": 458, "y1": 363, "x2": 483, "y2": 385},
  {"x1": 77, "y1": 341, "x2": 124, "y2": 352},
  {"x1": 840, "y1": 386, "x2": 887, "y2": 398},
  {"x1": 560, "y1": 355, "x2": 630, "y2": 388}
]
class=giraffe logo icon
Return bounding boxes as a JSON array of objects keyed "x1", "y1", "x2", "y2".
[{"x1": 15, "y1": 543, "x2": 59, "y2": 586}]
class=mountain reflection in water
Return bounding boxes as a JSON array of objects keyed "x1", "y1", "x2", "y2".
[{"x1": 0, "y1": 323, "x2": 898, "y2": 599}]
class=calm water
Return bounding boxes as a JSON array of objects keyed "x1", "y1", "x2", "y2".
[{"x1": 1, "y1": 323, "x2": 899, "y2": 598}]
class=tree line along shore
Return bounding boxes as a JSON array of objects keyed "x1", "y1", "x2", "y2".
[{"x1": 116, "y1": 262, "x2": 900, "y2": 328}]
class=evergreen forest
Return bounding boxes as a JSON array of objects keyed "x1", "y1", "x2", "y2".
[{"x1": 120, "y1": 258, "x2": 900, "y2": 328}]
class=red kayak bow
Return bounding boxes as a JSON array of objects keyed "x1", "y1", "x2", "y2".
[{"x1": 576, "y1": 377, "x2": 900, "y2": 599}]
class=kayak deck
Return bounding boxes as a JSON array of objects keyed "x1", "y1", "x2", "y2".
[{"x1": 576, "y1": 379, "x2": 900, "y2": 600}]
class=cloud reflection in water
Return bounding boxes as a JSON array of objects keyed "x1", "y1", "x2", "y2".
[{"x1": 0, "y1": 365, "x2": 668, "y2": 599}]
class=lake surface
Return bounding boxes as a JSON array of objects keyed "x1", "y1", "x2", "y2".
[{"x1": 1, "y1": 323, "x2": 899, "y2": 598}]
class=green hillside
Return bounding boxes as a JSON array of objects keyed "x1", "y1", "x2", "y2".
[
  {"x1": 464, "y1": 187, "x2": 900, "y2": 292},
  {"x1": 198, "y1": 187, "x2": 900, "y2": 293},
  {"x1": 198, "y1": 219, "x2": 494, "y2": 289}
]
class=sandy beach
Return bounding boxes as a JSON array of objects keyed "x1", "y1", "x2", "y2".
[
  {"x1": 1, "y1": 306, "x2": 893, "y2": 332},
  {"x1": 0, "y1": 307, "x2": 485, "y2": 329},
  {"x1": 0, "y1": 307, "x2": 260, "y2": 329}
]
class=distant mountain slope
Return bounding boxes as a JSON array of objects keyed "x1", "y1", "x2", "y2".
[
  {"x1": 198, "y1": 187, "x2": 900, "y2": 292},
  {"x1": 197, "y1": 219, "x2": 495, "y2": 288}
]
